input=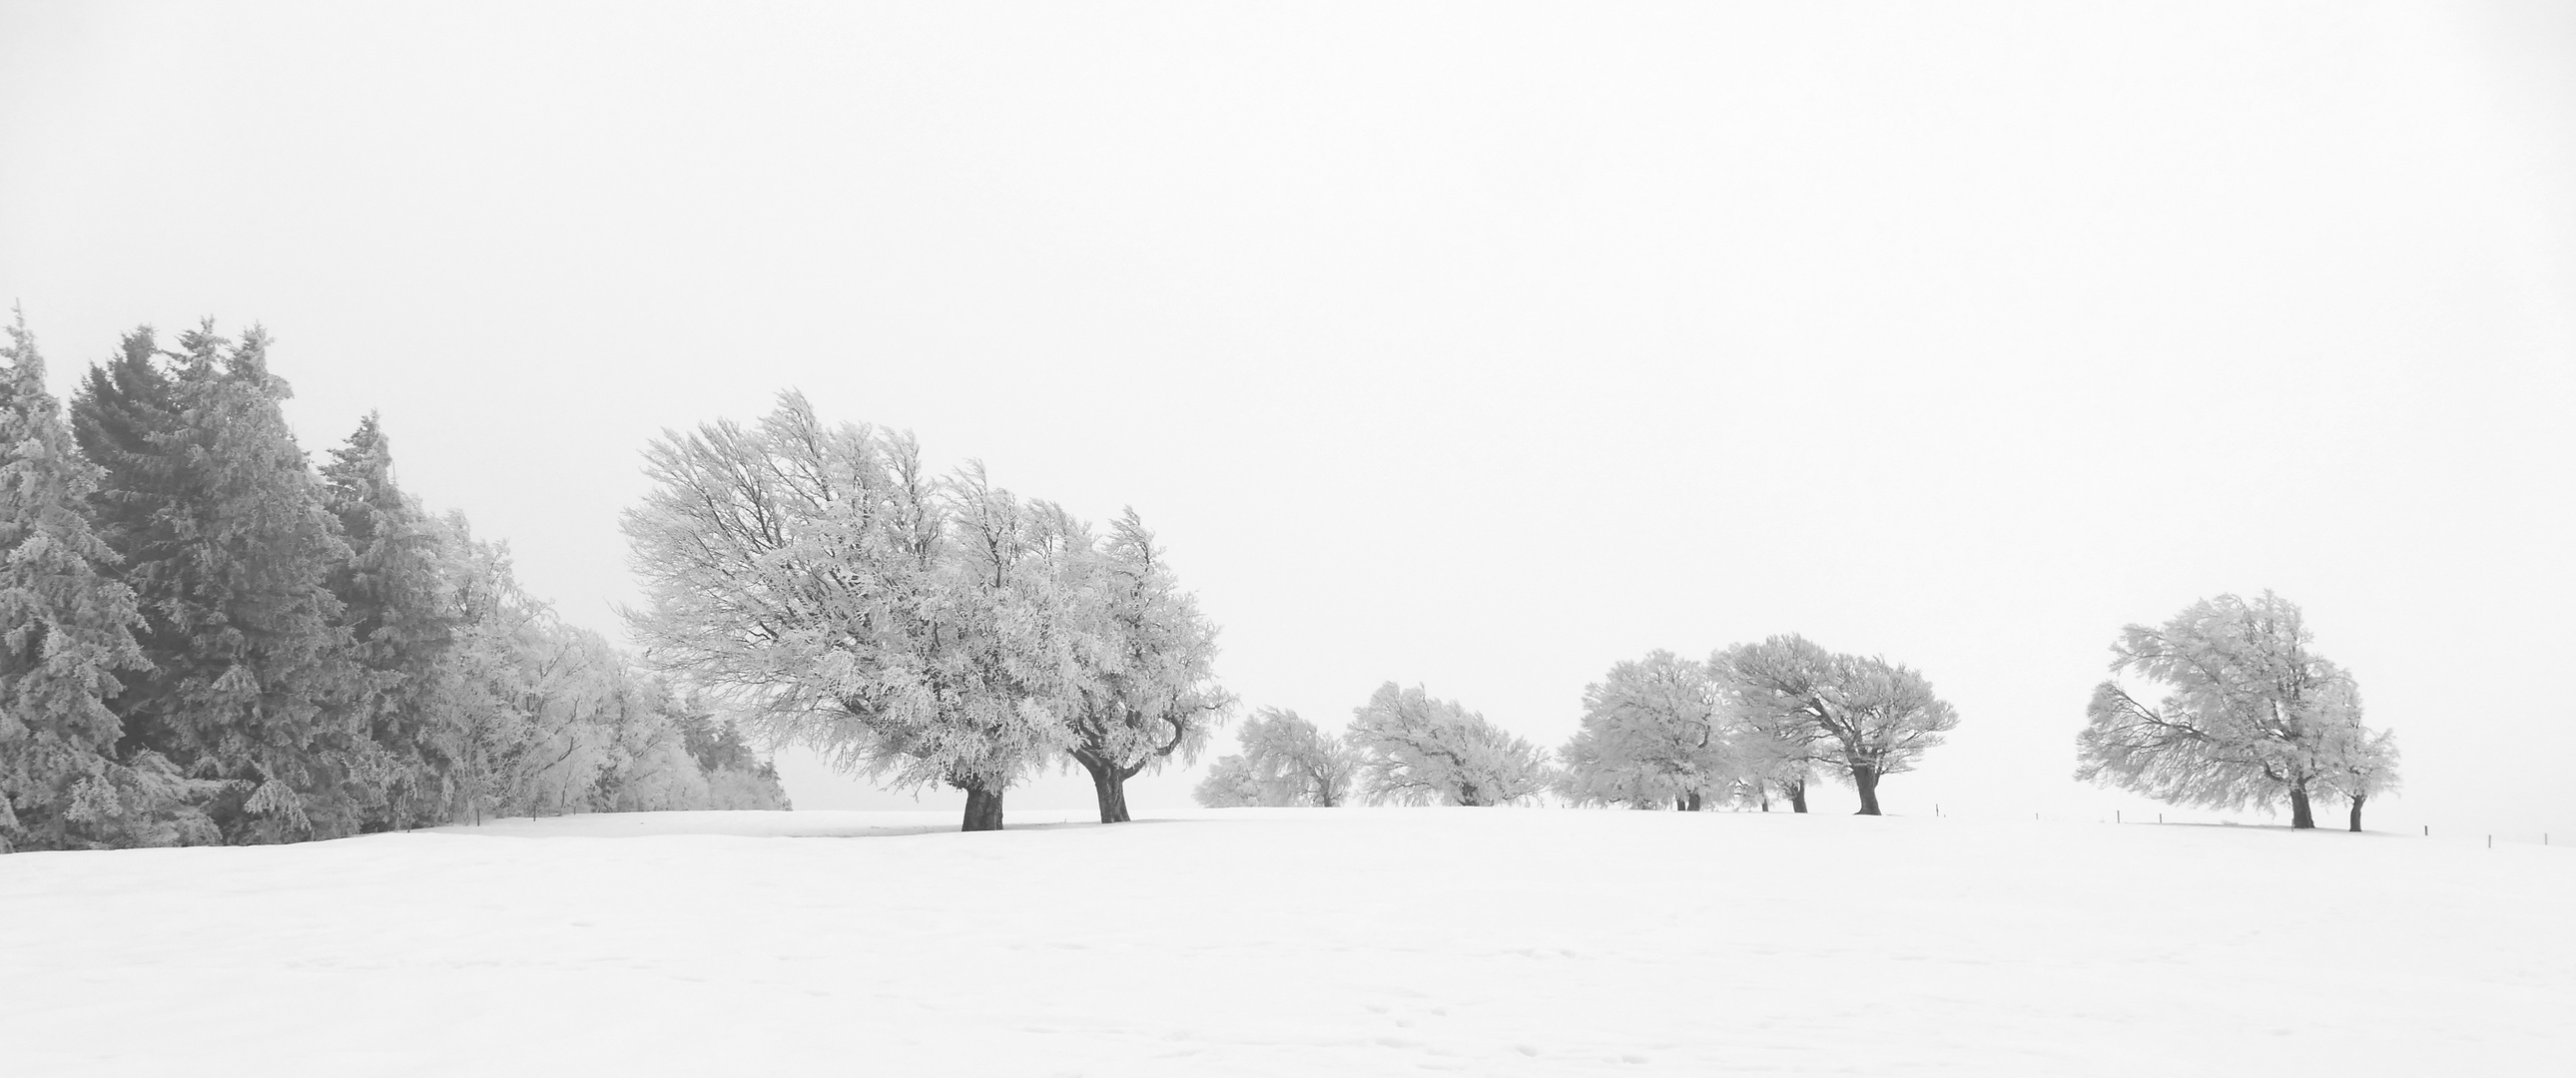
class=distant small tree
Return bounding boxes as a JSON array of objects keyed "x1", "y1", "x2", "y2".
[
  {"x1": 670, "y1": 696, "x2": 792, "y2": 810},
  {"x1": 1190, "y1": 708, "x2": 1354, "y2": 808},
  {"x1": 1735, "y1": 728, "x2": 1817, "y2": 812},
  {"x1": 1554, "y1": 729, "x2": 1666, "y2": 809},
  {"x1": 1192, "y1": 753, "x2": 1265, "y2": 808},
  {"x1": 2318, "y1": 698, "x2": 2398, "y2": 833},
  {"x1": 1556, "y1": 651, "x2": 1734, "y2": 810},
  {"x1": 2075, "y1": 592, "x2": 2361, "y2": 829},
  {"x1": 1712, "y1": 635, "x2": 1957, "y2": 815},
  {"x1": 1346, "y1": 683, "x2": 1551, "y2": 807}
]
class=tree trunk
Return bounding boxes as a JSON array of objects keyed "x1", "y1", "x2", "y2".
[
  {"x1": 1684, "y1": 791, "x2": 1702, "y2": 812},
  {"x1": 2287, "y1": 785, "x2": 2314, "y2": 829},
  {"x1": 962, "y1": 786, "x2": 1005, "y2": 831},
  {"x1": 2347, "y1": 794, "x2": 2364, "y2": 832},
  {"x1": 1850, "y1": 764, "x2": 1882, "y2": 815},
  {"x1": 1091, "y1": 768, "x2": 1131, "y2": 823},
  {"x1": 1787, "y1": 778, "x2": 1808, "y2": 813},
  {"x1": 1757, "y1": 783, "x2": 1771, "y2": 812},
  {"x1": 1073, "y1": 755, "x2": 1131, "y2": 823},
  {"x1": 1675, "y1": 795, "x2": 1689, "y2": 811}
]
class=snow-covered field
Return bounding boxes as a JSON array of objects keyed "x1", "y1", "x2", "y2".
[{"x1": 3, "y1": 808, "x2": 2568, "y2": 1076}]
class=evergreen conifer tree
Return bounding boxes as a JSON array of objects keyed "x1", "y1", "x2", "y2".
[
  {"x1": 72, "y1": 321, "x2": 367, "y2": 842},
  {"x1": 0, "y1": 312, "x2": 214, "y2": 849},
  {"x1": 322, "y1": 414, "x2": 465, "y2": 829}
]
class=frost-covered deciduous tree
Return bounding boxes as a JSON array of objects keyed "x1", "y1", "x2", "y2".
[
  {"x1": 909, "y1": 463, "x2": 1088, "y2": 829},
  {"x1": 1192, "y1": 755, "x2": 1265, "y2": 808},
  {"x1": 2076, "y1": 592, "x2": 2382, "y2": 830},
  {"x1": 1190, "y1": 708, "x2": 1355, "y2": 808},
  {"x1": 1712, "y1": 635, "x2": 1957, "y2": 815},
  {"x1": 1556, "y1": 651, "x2": 1737, "y2": 810},
  {"x1": 624, "y1": 393, "x2": 1076, "y2": 831},
  {"x1": 1061, "y1": 508, "x2": 1232, "y2": 822},
  {"x1": 1733, "y1": 720, "x2": 1819, "y2": 812},
  {"x1": 2319, "y1": 710, "x2": 2399, "y2": 833},
  {"x1": 441, "y1": 516, "x2": 780, "y2": 821},
  {"x1": 1346, "y1": 683, "x2": 1551, "y2": 807},
  {"x1": 72, "y1": 322, "x2": 369, "y2": 843},
  {"x1": 0, "y1": 313, "x2": 217, "y2": 850}
]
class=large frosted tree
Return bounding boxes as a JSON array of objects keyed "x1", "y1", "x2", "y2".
[
  {"x1": 2076, "y1": 592, "x2": 2385, "y2": 830},
  {"x1": 624, "y1": 393, "x2": 1074, "y2": 830},
  {"x1": 1062, "y1": 508, "x2": 1232, "y2": 822},
  {"x1": 1556, "y1": 651, "x2": 1735, "y2": 810},
  {"x1": 0, "y1": 313, "x2": 213, "y2": 849},
  {"x1": 1712, "y1": 635, "x2": 1957, "y2": 815},
  {"x1": 1346, "y1": 683, "x2": 1551, "y2": 807},
  {"x1": 71, "y1": 322, "x2": 367, "y2": 842}
]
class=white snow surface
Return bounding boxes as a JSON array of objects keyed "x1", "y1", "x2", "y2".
[{"x1": 3, "y1": 808, "x2": 2568, "y2": 1076}]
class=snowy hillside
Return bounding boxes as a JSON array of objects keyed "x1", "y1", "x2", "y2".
[{"x1": 3, "y1": 809, "x2": 2567, "y2": 1076}]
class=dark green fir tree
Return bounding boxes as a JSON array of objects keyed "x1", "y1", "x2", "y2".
[
  {"x1": 0, "y1": 311, "x2": 214, "y2": 850},
  {"x1": 73, "y1": 321, "x2": 367, "y2": 842},
  {"x1": 322, "y1": 414, "x2": 466, "y2": 829}
]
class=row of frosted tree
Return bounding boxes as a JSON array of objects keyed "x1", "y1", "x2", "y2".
[
  {"x1": 0, "y1": 317, "x2": 786, "y2": 852},
  {"x1": 1196, "y1": 591, "x2": 2402, "y2": 831},
  {"x1": 1195, "y1": 638, "x2": 1959, "y2": 814},
  {"x1": 622, "y1": 397, "x2": 1974, "y2": 829},
  {"x1": 624, "y1": 394, "x2": 2402, "y2": 833}
]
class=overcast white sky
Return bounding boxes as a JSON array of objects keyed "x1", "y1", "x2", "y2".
[{"x1": 4, "y1": 1, "x2": 2571, "y2": 833}]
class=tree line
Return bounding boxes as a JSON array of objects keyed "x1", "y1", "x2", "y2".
[
  {"x1": 1193, "y1": 593, "x2": 2402, "y2": 832},
  {"x1": 621, "y1": 395, "x2": 2403, "y2": 834},
  {"x1": 618, "y1": 396, "x2": 1979, "y2": 829},
  {"x1": 0, "y1": 316, "x2": 786, "y2": 852},
  {"x1": 1195, "y1": 637, "x2": 1960, "y2": 814}
]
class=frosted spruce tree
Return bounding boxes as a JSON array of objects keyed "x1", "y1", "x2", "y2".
[
  {"x1": 1062, "y1": 508, "x2": 1232, "y2": 822},
  {"x1": 624, "y1": 393, "x2": 1075, "y2": 830},
  {"x1": 71, "y1": 323, "x2": 368, "y2": 842},
  {"x1": 1346, "y1": 683, "x2": 1552, "y2": 807},
  {"x1": 2076, "y1": 592, "x2": 2392, "y2": 829},
  {"x1": 1190, "y1": 707, "x2": 1356, "y2": 808},
  {"x1": 1712, "y1": 635, "x2": 1957, "y2": 815},
  {"x1": 1556, "y1": 650, "x2": 1736, "y2": 810},
  {"x1": 322, "y1": 414, "x2": 467, "y2": 829},
  {"x1": 0, "y1": 312, "x2": 215, "y2": 850}
]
